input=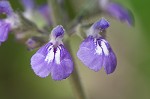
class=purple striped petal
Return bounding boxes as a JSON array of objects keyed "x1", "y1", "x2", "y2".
[
  {"x1": 0, "y1": 20, "x2": 10, "y2": 44},
  {"x1": 77, "y1": 36, "x2": 104, "y2": 72},
  {"x1": 0, "y1": 1, "x2": 13, "y2": 16},
  {"x1": 100, "y1": 39, "x2": 117, "y2": 74}
]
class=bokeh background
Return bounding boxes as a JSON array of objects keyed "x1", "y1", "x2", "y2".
[{"x1": 0, "y1": 0, "x2": 150, "y2": 99}]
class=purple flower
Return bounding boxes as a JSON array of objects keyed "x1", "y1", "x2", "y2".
[
  {"x1": 38, "y1": 4, "x2": 52, "y2": 26},
  {"x1": 106, "y1": 3, "x2": 133, "y2": 25},
  {"x1": 0, "y1": 1, "x2": 17, "y2": 45},
  {"x1": 31, "y1": 25, "x2": 73, "y2": 80},
  {"x1": 77, "y1": 18, "x2": 117, "y2": 74},
  {"x1": 99, "y1": 0, "x2": 134, "y2": 25}
]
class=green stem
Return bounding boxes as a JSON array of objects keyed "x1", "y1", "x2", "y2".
[
  {"x1": 64, "y1": 37, "x2": 87, "y2": 99},
  {"x1": 48, "y1": 0, "x2": 87, "y2": 99},
  {"x1": 69, "y1": 65, "x2": 87, "y2": 99}
]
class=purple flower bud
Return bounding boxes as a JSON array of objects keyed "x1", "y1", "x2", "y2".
[
  {"x1": 30, "y1": 26, "x2": 73, "y2": 80},
  {"x1": 106, "y1": 3, "x2": 133, "y2": 25},
  {"x1": 77, "y1": 36, "x2": 117, "y2": 74},
  {"x1": 26, "y1": 38, "x2": 37, "y2": 49},
  {"x1": 26, "y1": 37, "x2": 41, "y2": 50},
  {"x1": 0, "y1": 0, "x2": 13, "y2": 16},
  {"x1": 25, "y1": 36, "x2": 47, "y2": 50},
  {"x1": 0, "y1": 20, "x2": 10, "y2": 45}
]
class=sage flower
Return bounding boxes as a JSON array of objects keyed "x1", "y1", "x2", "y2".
[
  {"x1": 77, "y1": 18, "x2": 117, "y2": 74},
  {"x1": 31, "y1": 25, "x2": 73, "y2": 80}
]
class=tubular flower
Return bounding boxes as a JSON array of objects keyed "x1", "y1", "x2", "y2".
[
  {"x1": 77, "y1": 18, "x2": 117, "y2": 74},
  {"x1": 31, "y1": 25, "x2": 74, "y2": 80},
  {"x1": 0, "y1": 0, "x2": 19, "y2": 45}
]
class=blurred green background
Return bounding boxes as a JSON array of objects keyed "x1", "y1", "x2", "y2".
[{"x1": 0, "y1": 0, "x2": 150, "y2": 99}]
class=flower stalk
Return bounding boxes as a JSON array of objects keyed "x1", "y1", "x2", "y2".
[{"x1": 69, "y1": 66, "x2": 87, "y2": 99}]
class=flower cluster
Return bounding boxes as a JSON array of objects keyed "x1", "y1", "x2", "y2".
[
  {"x1": 30, "y1": 18, "x2": 116, "y2": 80},
  {"x1": 0, "y1": 0, "x2": 133, "y2": 81}
]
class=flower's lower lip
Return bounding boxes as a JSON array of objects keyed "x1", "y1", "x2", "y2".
[{"x1": 77, "y1": 35, "x2": 117, "y2": 74}]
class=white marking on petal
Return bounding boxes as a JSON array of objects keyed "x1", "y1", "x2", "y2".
[
  {"x1": 45, "y1": 45, "x2": 54, "y2": 63},
  {"x1": 94, "y1": 39, "x2": 102, "y2": 55},
  {"x1": 95, "y1": 44, "x2": 103, "y2": 55},
  {"x1": 101, "y1": 41, "x2": 109, "y2": 56},
  {"x1": 55, "y1": 46, "x2": 61, "y2": 64}
]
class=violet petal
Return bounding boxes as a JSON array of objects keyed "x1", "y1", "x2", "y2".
[
  {"x1": 50, "y1": 45, "x2": 73, "y2": 80},
  {"x1": 0, "y1": 20, "x2": 10, "y2": 43},
  {"x1": 31, "y1": 43, "x2": 52, "y2": 78},
  {"x1": 77, "y1": 36, "x2": 104, "y2": 72},
  {"x1": 100, "y1": 39, "x2": 117, "y2": 74}
]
